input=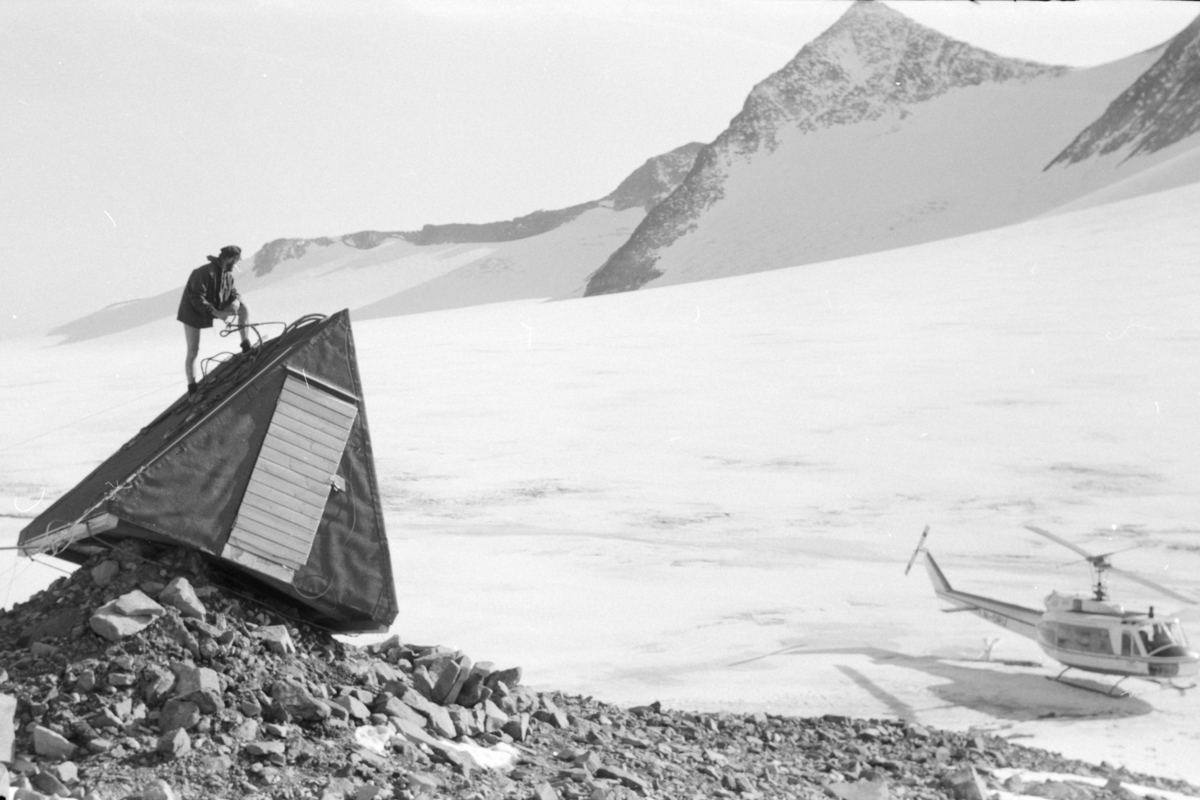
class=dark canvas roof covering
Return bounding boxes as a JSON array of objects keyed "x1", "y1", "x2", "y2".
[{"x1": 19, "y1": 311, "x2": 397, "y2": 632}]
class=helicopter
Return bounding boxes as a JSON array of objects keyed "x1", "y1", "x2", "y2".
[{"x1": 905, "y1": 525, "x2": 1199, "y2": 696}]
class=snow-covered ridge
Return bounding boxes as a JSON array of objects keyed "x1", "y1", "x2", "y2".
[
  {"x1": 249, "y1": 143, "x2": 704, "y2": 279},
  {"x1": 46, "y1": 144, "x2": 702, "y2": 344}
]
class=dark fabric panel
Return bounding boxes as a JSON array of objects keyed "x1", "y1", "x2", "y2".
[
  {"x1": 340, "y1": 315, "x2": 398, "y2": 625},
  {"x1": 20, "y1": 315, "x2": 337, "y2": 546},
  {"x1": 286, "y1": 312, "x2": 398, "y2": 627},
  {"x1": 110, "y1": 369, "x2": 285, "y2": 553},
  {"x1": 284, "y1": 315, "x2": 356, "y2": 396},
  {"x1": 19, "y1": 399, "x2": 196, "y2": 543},
  {"x1": 294, "y1": 420, "x2": 396, "y2": 626}
]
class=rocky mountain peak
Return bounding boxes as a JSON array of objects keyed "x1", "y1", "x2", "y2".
[
  {"x1": 1047, "y1": 11, "x2": 1200, "y2": 168},
  {"x1": 583, "y1": 1, "x2": 1066, "y2": 296},
  {"x1": 725, "y1": 0, "x2": 1064, "y2": 156}
]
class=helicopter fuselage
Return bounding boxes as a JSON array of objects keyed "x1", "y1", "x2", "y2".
[
  {"x1": 916, "y1": 546, "x2": 1199, "y2": 681},
  {"x1": 1036, "y1": 593, "x2": 1197, "y2": 679}
]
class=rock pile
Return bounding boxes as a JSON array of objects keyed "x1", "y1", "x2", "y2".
[{"x1": 0, "y1": 542, "x2": 1196, "y2": 800}]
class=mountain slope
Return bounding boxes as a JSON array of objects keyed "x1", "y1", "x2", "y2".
[
  {"x1": 48, "y1": 144, "x2": 702, "y2": 344},
  {"x1": 1047, "y1": 13, "x2": 1200, "y2": 167},
  {"x1": 581, "y1": 2, "x2": 1198, "y2": 297},
  {"x1": 250, "y1": 142, "x2": 703, "y2": 278}
]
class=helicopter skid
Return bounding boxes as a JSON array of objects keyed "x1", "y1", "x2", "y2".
[{"x1": 1046, "y1": 669, "x2": 1130, "y2": 698}]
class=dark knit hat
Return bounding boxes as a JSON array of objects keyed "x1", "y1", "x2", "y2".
[{"x1": 219, "y1": 245, "x2": 242, "y2": 259}]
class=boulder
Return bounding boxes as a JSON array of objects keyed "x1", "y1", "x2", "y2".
[
  {"x1": 32, "y1": 726, "x2": 77, "y2": 759},
  {"x1": 595, "y1": 765, "x2": 650, "y2": 793},
  {"x1": 484, "y1": 666, "x2": 522, "y2": 693},
  {"x1": 31, "y1": 773, "x2": 69, "y2": 797},
  {"x1": 245, "y1": 741, "x2": 287, "y2": 757},
  {"x1": 159, "y1": 699, "x2": 201, "y2": 732},
  {"x1": 443, "y1": 655, "x2": 474, "y2": 706},
  {"x1": 142, "y1": 664, "x2": 176, "y2": 707},
  {"x1": 49, "y1": 762, "x2": 78, "y2": 786},
  {"x1": 448, "y1": 706, "x2": 479, "y2": 739},
  {"x1": 110, "y1": 590, "x2": 166, "y2": 618},
  {"x1": 253, "y1": 625, "x2": 297, "y2": 656},
  {"x1": 86, "y1": 708, "x2": 124, "y2": 730},
  {"x1": 411, "y1": 665, "x2": 437, "y2": 701},
  {"x1": 157, "y1": 727, "x2": 192, "y2": 759},
  {"x1": 231, "y1": 719, "x2": 259, "y2": 742},
  {"x1": 272, "y1": 680, "x2": 331, "y2": 722},
  {"x1": 74, "y1": 670, "x2": 97, "y2": 692},
  {"x1": 89, "y1": 590, "x2": 166, "y2": 641},
  {"x1": 89, "y1": 561, "x2": 120, "y2": 588},
  {"x1": 159, "y1": 577, "x2": 207, "y2": 619},
  {"x1": 414, "y1": 653, "x2": 458, "y2": 698},
  {"x1": 185, "y1": 618, "x2": 225, "y2": 640},
  {"x1": 944, "y1": 766, "x2": 987, "y2": 800},
  {"x1": 379, "y1": 697, "x2": 427, "y2": 730},
  {"x1": 502, "y1": 712, "x2": 530, "y2": 742},
  {"x1": 455, "y1": 671, "x2": 487, "y2": 708},
  {"x1": 171, "y1": 663, "x2": 224, "y2": 713},
  {"x1": 534, "y1": 694, "x2": 569, "y2": 728},
  {"x1": 89, "y1": 609, "x2": 155, "y2": 642},
  {"x1": 481, "y1": 699, "x2": 508, "y2": 733},
  {"x1": 399, "y1": 688, "x2": 456, "y2": 739},
  {"x1": 332, "y1": 695, "x2": 370, "y2": 721}
]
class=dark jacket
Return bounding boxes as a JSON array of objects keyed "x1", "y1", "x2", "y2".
[{"x1": 176, "y1": 260, "x2": 240, "y2": 329}]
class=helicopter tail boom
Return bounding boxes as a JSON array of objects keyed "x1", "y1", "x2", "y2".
[{"x1": 909, "y1": 530, "x2": 1041, "y2": 641}]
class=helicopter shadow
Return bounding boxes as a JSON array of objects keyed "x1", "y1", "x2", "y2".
[{"x1": 742, "y1": 645, "x2": 1153, "y2": 722}]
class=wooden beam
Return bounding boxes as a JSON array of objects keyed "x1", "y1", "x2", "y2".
[{"x1": 21, "y1": 513, "x2": 118, "y2": 556}]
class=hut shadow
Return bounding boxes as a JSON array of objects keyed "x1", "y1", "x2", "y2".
[{"x1": 736, "y1": 645, "x2": 1153, "y2": 722}]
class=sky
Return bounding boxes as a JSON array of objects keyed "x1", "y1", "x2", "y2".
[{"x1": 2, "y1": 0, "x2": 1197, "y2": 339}]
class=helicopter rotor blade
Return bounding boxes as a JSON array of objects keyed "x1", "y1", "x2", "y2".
[
  {"x1": 1107, "y1": 566, "x2": 1199, "y2": 606},
  {"x1": 1058, "y1": 543, "x2": 1143, "y2": 568},
  {"x1": 1024, "y1": 525, "x2": 1097, "y2": 560},
  {"x1": 904, "y1": 526, "x2": 929, "y2": 576}
]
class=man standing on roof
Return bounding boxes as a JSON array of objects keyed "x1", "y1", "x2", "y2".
[{"x1": 177, "y1": 244, "x2": 253, "y2": 396}]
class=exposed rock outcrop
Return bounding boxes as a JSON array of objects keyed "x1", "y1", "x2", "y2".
[
  {"x1": 1047, "y1": 12, "x2": 1200, "y2": 167},
  {"x1": 583, "y1": 0, "x2": 1065, "y2": 296}
]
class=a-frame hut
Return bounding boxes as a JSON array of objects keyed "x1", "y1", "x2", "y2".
[{"x1": 19, "y1": 310, "x2": 397, "y2": 632}]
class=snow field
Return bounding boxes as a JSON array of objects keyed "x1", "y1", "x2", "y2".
[{"x1": 2, "y1": 180, "x2": 1200, "y2": 780}]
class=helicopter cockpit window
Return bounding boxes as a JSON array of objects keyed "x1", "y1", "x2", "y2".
[{"x1": 1138, "y1": 622, "x2": 1184, "y2": 655}]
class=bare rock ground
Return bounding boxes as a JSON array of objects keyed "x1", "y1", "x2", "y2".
[{"x1": 0, "y1": 542, "x2": 1196, "y2": 800}]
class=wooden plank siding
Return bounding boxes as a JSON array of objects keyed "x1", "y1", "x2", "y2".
[
  {"x1": 257, "y1": 445, "x2": 332, "y2": 484},
  {"x1": 280, "y1": 381, "x2": 356, "y2": 415},
  {"x1": 224, "y1": 374, "x2": 357, "y2": 584}
]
